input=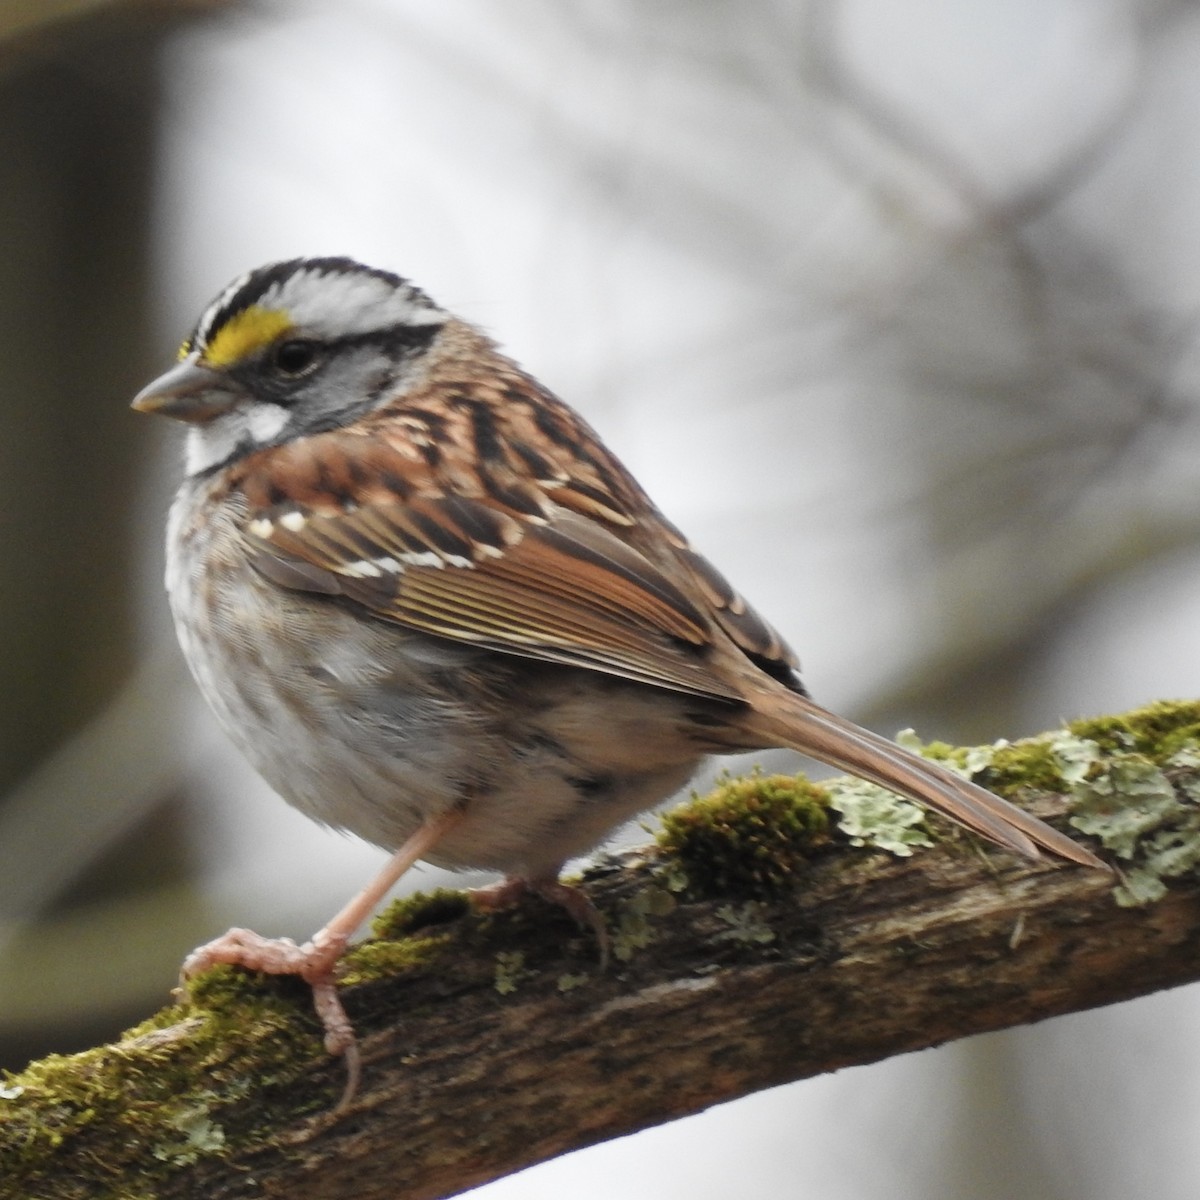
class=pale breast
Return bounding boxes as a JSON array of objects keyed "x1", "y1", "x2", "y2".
[{"x1": 163, "y1": 475, "x2": 717, "y2": 876}]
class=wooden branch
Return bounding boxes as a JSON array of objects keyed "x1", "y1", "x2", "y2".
[{"x1": 5, "y1": 706, "x2": 1200, "y2": 1200}]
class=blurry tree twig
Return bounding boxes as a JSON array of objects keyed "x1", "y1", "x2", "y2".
[{"x1": 0, "y1": 0, "x2": 236, "y2": 55}]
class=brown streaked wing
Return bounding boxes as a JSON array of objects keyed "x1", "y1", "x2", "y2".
[
  {"x1": 668, "y1": 540, "x2": 800, "y2": 681},
  {"x1": 242, "y1": 480, "x2": 746, "y2": 702}
]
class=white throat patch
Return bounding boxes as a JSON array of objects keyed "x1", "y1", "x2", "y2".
[{"x1": 185, "y1": 403, "x2": 290, "y2": 476}]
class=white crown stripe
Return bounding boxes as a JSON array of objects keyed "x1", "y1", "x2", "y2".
[
  {"x1": 259, "y1": 269, "x2": 445, "y2": 337},
  {"x1": 195, "y1": 268, "x2": 255, "y2": 344},
  {"x1": 195, "y1": 261, "x2": 446, "y2": 353}
]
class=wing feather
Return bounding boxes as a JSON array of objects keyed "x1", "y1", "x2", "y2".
[
  {"x1": 242, "y1": 479, "x2": 743, "y2": 700},
  {"x1": 234, "y1": 410, "x2": 796, "y2": 703}
]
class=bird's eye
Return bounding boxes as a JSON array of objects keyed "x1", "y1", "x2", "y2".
[{"x1": 271, "y1": 339, "x2": 321, "y2": 377}]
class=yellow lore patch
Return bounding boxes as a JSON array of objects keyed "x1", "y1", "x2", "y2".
[{"x1": 202, "y1": 306, "x2": 294, "y2": 367}]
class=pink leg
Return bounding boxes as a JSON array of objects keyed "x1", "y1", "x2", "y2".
[
  {"x1": 471, "y1": 873, "x2": 609, "y2": 967},
  {"x1": 181, "y1": 810, "x2": 462, "y2": 1110}
]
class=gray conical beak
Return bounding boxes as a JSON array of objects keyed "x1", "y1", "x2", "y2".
[{"x1": 131, "y1": 355, "x2": 240, "y2": 423}]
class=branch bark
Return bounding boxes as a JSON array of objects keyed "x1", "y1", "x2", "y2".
[{"x1": 4, "y1": 739, "x2": 1199, "y2": 1200}]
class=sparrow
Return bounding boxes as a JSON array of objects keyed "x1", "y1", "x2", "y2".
[{"x1": 132, "y1": 256, "x2": 1103, "y2": 1103}]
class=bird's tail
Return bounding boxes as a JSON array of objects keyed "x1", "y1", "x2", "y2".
[{"x1": 739, "y1": 685, "x2": 1104, "y2": 869}]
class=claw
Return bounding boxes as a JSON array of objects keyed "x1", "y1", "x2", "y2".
[{"x1": 472, "y1": 874, "x2": 609, "y2": 968}]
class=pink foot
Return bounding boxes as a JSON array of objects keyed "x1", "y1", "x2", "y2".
[
  {"x1": 181, "y1": 926, "x2": 360, "y2": 1110},
  {"x1": 177, "y1": 813, "x2": 465, "y2": 1112},
  {"x1": 471, "y1": 875, "x2": 609, "y2": 967}
]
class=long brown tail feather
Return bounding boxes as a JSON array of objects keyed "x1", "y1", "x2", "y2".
[{"x1": 744, "y1": 686, "x2": 1105, "y2": 869}]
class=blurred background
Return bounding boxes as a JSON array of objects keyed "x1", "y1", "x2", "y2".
[{"x1": 3, "y1": 1, "x2": 1200, "y2": 1196}]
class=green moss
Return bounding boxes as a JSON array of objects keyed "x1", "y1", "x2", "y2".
[
  {"x1": 1068, "y1": 700, "x2": 1200, "y2": 761},
  {"x1": 657, "y1": 771, "x2": 830, "y2": 900},
  {"x1": 339, "y1": 931, "x2": 453, "y2": 987},
  {"x1": 370, "y1": 887, "x2": 470, "y2": 940},
  {"x1": 900, "y1": 703, "x2": 1200, "y2": 804},
  {"x1": 3, "y1": 876, "x2": 602, "y2": 1193},
  {"x1": 656, "y1": 859, "x2": 692, "y2": 895},
  {"x1": 979, "y1": 739, "x2": 1071, "y2": 795},
  {"x1": 0, "y1": 970, "x2": 328, "y2": 1200},
  {"x1": 896, "y1": 728, "x2": 1072, "y2": 798},
  {"x1": 329, "y1": 887, "x2": 477, "y2": 989},
  {"x1": 163, "y1": 968, "x2": 328, "y2": 1088}
]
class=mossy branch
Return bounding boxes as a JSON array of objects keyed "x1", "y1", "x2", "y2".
[{"x1": 5, "y1": 701, "x2": 1200, "y2": 1200}]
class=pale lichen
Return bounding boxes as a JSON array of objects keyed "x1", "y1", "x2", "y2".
[
  {"x1": 556, "y1": 972, "x2": 591, "y2": 993},
  {"x1": 612, "y1": 886, "x2": 677, "y2": 963},
  {"x1": 826, "y1": 777, "x2": 933, "y2": 856},
  {"x1": 897, "y1": 703, "x2": 1200, "y2": 906},
  {"x1": 713, "y1": 902, "x2": 776, "y2": 947},
  {"x1": 1066, "y1": 742, "x2": 1200, "y2": 906},
  {"x1": 493, "y1": 950, "x2": 530, "y2": 995},
  {"x1": 150, "y1": 1104, "x2": 226, "y2": 1165}
]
